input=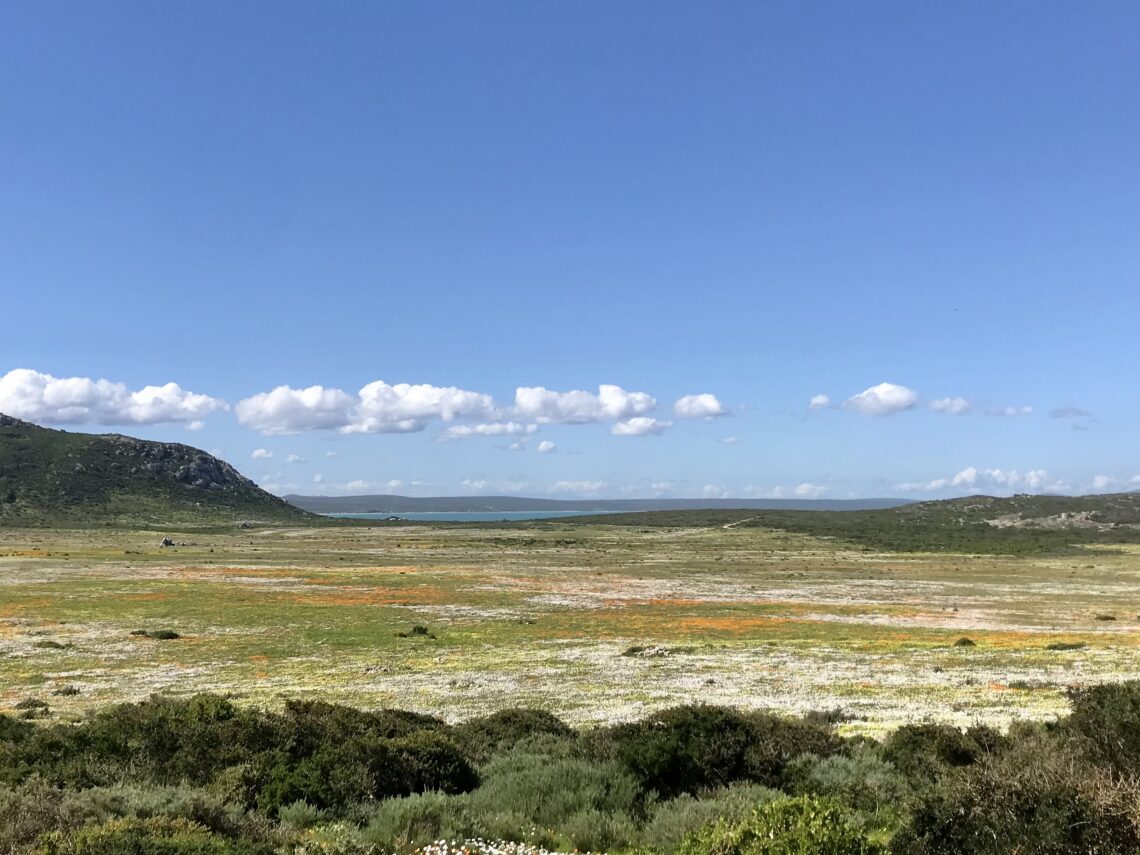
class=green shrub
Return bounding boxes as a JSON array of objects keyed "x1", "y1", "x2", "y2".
[
  {"x1": 889, "y1": 744, "x2": 1140, "y2": 854},
  {"x1": 0, "y1": 779, "x2": 259, "y2": 852},
  {"x1": 597, "y1": 706, "x2": 841, "y2": 798},
  {"x1": 453, "y1": 708, "x2": 574, "y2": 762},
  {"x1": 255, "y1": 731, "x2": 477, "y2": 817},
  {"x1": 642, "y1": 784, "x2": 782, "y2": 854},
  {"x1": 781, "y1": 747, "x2": 908, "y2": 831},
  {"x1": 880, "y1": 723, "x2": 990, "y2": 782},
  {"x1": 32, "y1": 816, "x2": 243, "y2": 855},
  {"x1": 277, "y1": 800, "x2": 327, "y2": 830},
  {"x1": 362, "y1": 791, "x2": 470, "y2": 850},
  {"x1": 1065, "y1": 681, "x2": 1140, "y2": 777},
  {"x1": 678, "y1": 796, "x2": 887, "y2": 854}
]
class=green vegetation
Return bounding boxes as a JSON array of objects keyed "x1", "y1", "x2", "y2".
[
  {"x1": 567, "y1": 493, "x2": 1140, "y2": 554},
  {"x1": 5, "y1": 688, "x2": 1140, "y2": 853},
  {"x1": 0, "y1": 415, "x2": 312, "y2": 527}
]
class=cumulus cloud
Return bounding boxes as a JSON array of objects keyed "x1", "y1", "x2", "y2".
[
  {"x1": 550, "y1": 480, "x2": 606, "y2": 494},
  {"x1": 438, "y1": 422, "x2": 536, "y2": 442},
  {"x1": 0, "y1": 369, "x2": 226, "y2": 426},
  {"x1": 343, "y1": 479, "x2": 403, "y2": 492},
  {"x1": 720, "y1": 436, "x2": 741, "y2": 445},
  {"x1": 673, "y1": 393, "x2": 727, "y2": 419},
  {"x1": 347, "y1": 381, "x2": 495, "y2": 434},
  {"x1": 325, "y1": 451, "x2": 338, "y2": 458},
  {"x1": 929, "y1": 397, "x2": 972, "y2": 415},
  {"x1": 899, "y1": 466, "x2": 1051, "y2": 493},
  {"x1": 794, "y1": 483, "x2": 828, "y2": 498},
  {"x1": 312, "y1": 474, "x2": 323, "y2": 484},
  {"x1": 1092, "y1": 475, "x2": 1116, "y2": 491},
  {"x1": 514, "y1": 384, "x2": 655, "y2": 424},
  {"x1": 611, "y1": 417, "x2": 671, "y2": 437},
  {"x1": 285, "y1": 454, "x2": 306, "y2": 464},
  {"x1": 235, "y1": 385, "x2": 355, "y2": 435},
  {"x1": 251, "y1": 449, "x2": 273, "y2": 459},
  {"x1": 701, "y1": 484, "x2": 729, "y2": 499},
  {"x1": 809, "y1": 394, "x2": 831, "y2": 410},
  {"x1": 987, "y1": 404, "x2": 1033, "y2": 417},
  {"x1": 843, "y1": 383, "x2": 918, "y2": 416},
  {"x1": 235, "y1": 380, "x2": 496, "y2": 435},
  {"x1": 186, "y1": 420, "x2": 206, "y2": 431},
  {"x1": 537, "y1": 440, "x2": 556, "y2": 454}
]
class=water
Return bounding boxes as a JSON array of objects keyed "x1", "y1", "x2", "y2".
[{"x1": 325, "y1": 510, "x2": 606, "y2": 522}]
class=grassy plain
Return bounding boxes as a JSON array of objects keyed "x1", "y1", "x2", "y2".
[{"x1": 2, "y1": 520, "x2": 1139, "y2": 736}]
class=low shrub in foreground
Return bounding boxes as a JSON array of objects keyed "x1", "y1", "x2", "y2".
[
  {"x1": 678, "y1": 796, "x2": 887, "y2": 855},
  {"x1": 595, "y1": 705, "x2": 841, "y2": 798}
]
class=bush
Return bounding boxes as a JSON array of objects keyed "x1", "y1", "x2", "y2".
[
  {"x1": 781, "y1": 747, "x2": 908, "y2": 831},
  {"x1": 889, "y1": 743, "x2": 1140, "y2": 854},
  {"x1": 1065, "y1": 681, "x2": 1140, "y2": 777},
  {"x1": 596, "y1": 706, "x2": 841, "y2": 798},
  {"x1": 678, "y1": 796, "x2": 887, "y2": 854},
  {"x1": 880, "y1": 723, "x2": 992, "y2": 782},
  {"x1": 452, "y1": 708, "x2": 574, "y2": 761},
  {"x1": 32, "y1": 816, "x2": 245, "y2": 855},
  {"x1": 642, "y1": 784, "x2": 782, "y2": 854},
  {"x1": 363, "y1": 791, "x2": 470, "y2": 850},
  {"x1": 0, "y1": 779, "x2": 259, "y2": 852},
  {"x1": 255, "y1": 731, "x2": 477, "y2": 817}
]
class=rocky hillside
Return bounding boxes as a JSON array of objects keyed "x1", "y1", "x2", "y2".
[{"x1": 0, "y1": 414, "x2": 313, "y2": 527}]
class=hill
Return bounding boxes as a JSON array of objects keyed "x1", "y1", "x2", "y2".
[
  {"x1": 284, "y1": 493, "x2": 911, "y2": 514},
  {"x1": 565, "y1": 492, "x2": 1140, "y2": 554},
  {"x1": 0, "y1": 414, "x2": 314, "y2": 527}
]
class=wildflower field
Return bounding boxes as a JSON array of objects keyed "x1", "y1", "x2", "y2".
[{"x1": 2, "y1": 520, "x2": 1139, "y2": 734}]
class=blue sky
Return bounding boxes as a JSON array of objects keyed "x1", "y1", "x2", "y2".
[{"x1": 2, "y1": 2, "x2": 1138, "y2": 499}]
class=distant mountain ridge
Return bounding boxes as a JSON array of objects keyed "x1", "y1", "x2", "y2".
[
  {"x1": 0, "y1": 414, "x2": 312, "y2": 526},
  {"x1": 284, "y1": 493, "x2": 913, "y2": 514}
]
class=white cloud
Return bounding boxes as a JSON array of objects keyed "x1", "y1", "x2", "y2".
[
  {"x1": 650, "y1": 481, "x2": 675, "y2": 493},
  {"x1": 809, "y1": 394, "x2": 831, "y2": 410},
  {"x1": 930, "y1": 397, "x2": 972, "y2": 415},
  {"x1": 1092, "y1": 475, "x2": 1116, "y2": 491},
  {"x1": 461, "y1": 479, "x2": 488, "y2": 491},
  {"x1": 285, "y1": 453, "x2": 306, "y2": 464},
  {"x1": 537, "y1": 440, "x2": 556, "y2": 454},
  {"x1": 343, "y1": 479, "x2": 403, "y2": 493},
  {"x1": 235, "y1": 380, "x2": 495, "y2": 435},
  {"x1": 843, "y1": 383, "x2": 918, "y2": 416},
  {"x1": 720, "y1": 436, "x2": 741, "y2": 445},
  {"x1": 701, "y1": 484, "x2": 728, "y2": 499},
  {"x1": 794, "y1": 483, "x2": 827, "y2": 498},
  {"x1": 438, "y1": 422, "x2": 537, "y2": 442},
  {"x1": 899, "y1": 466, "x2": 1051, "y2": 493},
  {"x1": 325, "y1": 451, "x2": 338, "y2": 458},
  {"x1": 611, "y1": 417, "x2": 671, "y2": 436},
  {"x1": 551, "y1": 480, "x2": 606, "y2": 494},
  {"x1": 0, "y1": 368, "x2": 226, "y2": 426},
  {"x1": 987, "y1": 404, "x2": 1033, "y2": 417},
  {"x1": 514, "y1": 384, "x2": 655, "y2": 424},
  {"x1": 251, "y1": 449, "x2": 273, "y2": 459},
  {"x1": 235, "y1": 385, "x2": 355, "y2": 435},
  {"x1": 312, "y1": 474, "x2": 323, "y2": 484},
  {"x1": 186, "y1": 420, "x2": 206, "y2": 431},
  {"x1": 347, "y1": 381, "x2": 495, "y2": 434},
  {"x1": 673, "y1": 393, "x2": 727, "y2": 419}
]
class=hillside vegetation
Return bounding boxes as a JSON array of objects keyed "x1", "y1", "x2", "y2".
[
  {"x1": 5, "y1": 685, "x2": 1140, "y2": 853},
  {"x1": 567, "y1": 493, "x2": 1140, "y2": 554},
  {"x1": 0, "y1": 415, "x2": 312, "y2": 527}
]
